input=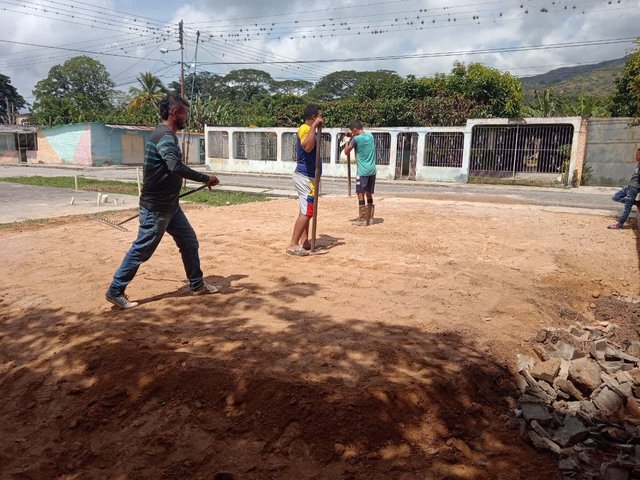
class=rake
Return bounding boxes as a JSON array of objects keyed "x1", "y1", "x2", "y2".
[{"x1": 92, "y1": 184, "x2": 208, "y2": 232}]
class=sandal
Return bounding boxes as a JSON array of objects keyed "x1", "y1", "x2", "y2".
[
  {"x1": 286, "y1": 246, "x2": 309, "y2": 256},
  {"x1": 607, "y1": 224, "x2": 624, "y2": 230}
]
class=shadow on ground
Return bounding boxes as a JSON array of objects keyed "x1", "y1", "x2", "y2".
[{"x1": 0, "y1": 275, "x2": 559, "y2": 480}]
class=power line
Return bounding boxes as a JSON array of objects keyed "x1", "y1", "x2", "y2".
[{"x1": 196, "y1": 37, "x2": 638, "y2": 65}]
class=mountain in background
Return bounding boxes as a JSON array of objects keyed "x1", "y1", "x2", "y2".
[{"x1": 519, "y1": 56, "x2": 628, "y2": 97}]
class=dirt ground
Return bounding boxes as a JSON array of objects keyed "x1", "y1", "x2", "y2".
[{"x1": 0, "y1": 195, "x2": 638, "y2": 480}]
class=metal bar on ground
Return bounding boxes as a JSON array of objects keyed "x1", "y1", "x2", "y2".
[{"x1": 347, "y1": 149, "x2": 352, "y2": 197}]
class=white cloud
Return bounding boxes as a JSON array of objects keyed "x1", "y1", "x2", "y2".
[{"x1": 0, "y1": 0, "x2": 637, "y2": 104}]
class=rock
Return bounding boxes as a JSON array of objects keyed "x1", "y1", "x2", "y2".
[
  {"x1": 615, "y1": 371, "x2": 634, "y2": 384},
  {"x1": 528, "y1": 431, "x2": 562, "y2": 454},
  {"x1": 602, "y1": 465, "x2": 629, "y2": 480},
  {"x1": 531, "y1": 358, "x2": 561, "y2": 384},
  {"x1": 555, "y1": 379, "x2": 586, "y2": 401},
  {"x1": 535, "y1": 330, "x2": 548, "y2": 343},
  {"x1": 559, "y1": 458, "x2": 578, "y2": 471},
  {"x1": 530, "y1": 420, "x2": 551, "y2": 438},
  {"x1": 627, "y1": 368, "x2": 640, "y2": 384},
  {"x1": 532, "y1": 345, "x2": 550, "y2": 361},
  {"x1": 569, "y1": 358, "x2": 602, "y2": 394},
  {"x1": 602, "y1": 373, "x2": 633, "y2": 398},
  {"x1": 334, "y1": 443, "x2": 346, "y2": 455},
  {"x1": 517, "y1": 354, "x2": 535, "y2": 372},
  {"x1": 591, "y1": 339, "x2": 609, "y2": 361},
  {"x1": 628, "y1": 342, "x2": 640, "y2": 358},
  {"x1": 599, "y1": 361, "x2": 626, "y2": 375},
  {"x1": 553, "y1": 415, "x2": 589, "y2": 447},
  {"x1": 548, "y1": 341, "x2": 585, "y2": 361},
  {"x1": 557, "y1": 360, "x2": 571, "y2": 381},
  {"x1": 578, "y1": 451, "x2": 592, "y2": 464},
  {"x1": 538, "y1": 380, "x2": 557, "y2": 400},
  {"x1": 579, "y1": 400, "x2": 600, "y2": 422},
  {"x1": 521, "y1": 402, "x2": 553, "y2": 425},
  {"x1": 592, "y1": 387, "x2": 624, "y2": 417},
  {"x1": 590, "y1": 302, "x2": 597, "y2": 309},
  {"x1": 592, "y1": 291, "x2": 601, "y2": 299}
]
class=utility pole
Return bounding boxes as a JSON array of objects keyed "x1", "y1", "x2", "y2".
[{"x1": 179, "y1": 20, "x2": 185, "y2": 98}]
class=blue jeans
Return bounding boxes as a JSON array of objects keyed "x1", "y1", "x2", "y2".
[
  {"x1": 108, "y1": 206, "x2": 204, "y2": 295},
  {"x1": 613, "y1": 185, "x2": 639, "y2": 226}
]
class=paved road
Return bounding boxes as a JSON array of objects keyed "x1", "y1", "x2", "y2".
[{"x1": 0, "y1": 164, "x2": 624, "y2": 223}]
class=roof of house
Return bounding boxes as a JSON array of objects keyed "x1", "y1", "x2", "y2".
[{"x1": 0, "y1": 125, "x2": 38, "y2": 134}]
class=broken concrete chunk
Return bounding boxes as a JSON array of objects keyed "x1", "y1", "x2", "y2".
[
  {"x1": 615, "y1": 371, "x2": 634, "y2": 385},
  {"x1": 599, "y1": 361, "x2": 626, "y2": 375},
  {"x1": 559, "y1": 457, "x2": 578, "y2": 471},
  {"x1": 531, "y1": 358, "x2": 562, "y2": 384},
  {"x1": 517, "y1": 354, "x2": 535, "y2": 373},
  {"x1": 602, "y1": 373, "x2": 633, "y2": 398},
  {"x1": 535, "y1": 330, "x2": 548, "y2": 343},
  {"x1": 558, "y1": 359, "x2": 571, "y2": 381},
  {"x1": 627, "y1": 341, "x2": 640, "y2": 358},
  {"x1": 528, "y1": 430, "x2": 562, "y2": 455},
  {"x1": 521, "y1": 402, "x2": 553, "y2": 425},
  {"x1": 569, "y1": 358, "x2": 603, "y2": 394},
  {"x1": 555, "y1": 379, "x2": 586, "y2": 401},
  {"x1": 627, "y1": 368, "x2": 640, "y2": 384},
  {"x1": 579, "y1": 400, "x2": 600, "y2": 422},
  {"x1": 538, "y1": 380, "x2": 558, "y2": 401},
  {"x1": 592, "y1": 387, "x2": 624, "y2": 417},
  {"x1": 548, "y1": 341, "x2": 585, "y2": 361},
  {"x1": 553, "y1": 415, "x2": 589, "y2": 447}
]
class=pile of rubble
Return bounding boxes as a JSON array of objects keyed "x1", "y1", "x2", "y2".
[{"x1": 516, "y1": 320, "x2": 640, "y2": 480}]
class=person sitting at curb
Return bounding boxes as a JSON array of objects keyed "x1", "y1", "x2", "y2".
[
  {"x1": 608, "y1": 147, "x2": 640, "y2": 230},
  {"x1": 286, "y1": 104, "x2": 323, "y2": 256}
]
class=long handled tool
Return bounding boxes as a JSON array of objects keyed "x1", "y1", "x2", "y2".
[
  {"x1": 310, "y1": 126, "x2": 322, "y2": 252},
  {"x1": 92, "y1": 184, "x2": 208, "y2": 232}
]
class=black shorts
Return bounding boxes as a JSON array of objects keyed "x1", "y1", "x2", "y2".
[{"x1": 356, "y1": 175, "x2": 376, "y2": 194}]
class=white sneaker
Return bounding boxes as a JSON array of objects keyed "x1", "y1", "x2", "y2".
[
  {"x1": 191, "y1": 283, "x2": 221, "y2": 295},
  {"x1": 105, "y1": 291, "x2": 139, "y2": 309}
]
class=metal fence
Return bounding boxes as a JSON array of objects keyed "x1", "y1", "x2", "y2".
[
  {"x1": 282, "y1": 132, "x2": 331, "y2": 163},
  {"x1": 233, "y1": 131, "x2": 277, "y2": 161},
  {"x1": 470, "y1": 124, "x2": 574, "y2": 177},
  {"x1": 207, "y1": 131, "x2": 229, "y2": 158},
  {"x1": 424, "y1": 132, "x2": 464, "y2": 168},
  {"x1": 373, "y1": 133, "x2": 391, "y2": 166}
]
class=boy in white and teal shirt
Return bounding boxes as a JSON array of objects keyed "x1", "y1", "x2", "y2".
[{"x1": 344, "y1": 120, "x2": 377, "y2": 225}]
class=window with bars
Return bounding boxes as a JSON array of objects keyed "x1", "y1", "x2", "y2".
[
  {"x1": 470, "y1": 124, "x2": 574, "y2": 174},
  {"x1": 423, "y1": 132, "x2": 464, "y2": 167},
  {"x1": 207, "y1": 131, "x2": 229, "y2": 159},
  {"x1": 282, "y1": 132, "x2": 331, "y2": 163},
  {"x1": 233, "y1": 132, "x2": 277, "y2": 161}
]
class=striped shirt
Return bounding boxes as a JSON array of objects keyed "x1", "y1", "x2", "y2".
[{"x1": 139, "y1": 124, "x2": 209, "y2": 213}]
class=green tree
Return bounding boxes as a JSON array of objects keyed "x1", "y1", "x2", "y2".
[
  {"x1": 609, "y1": 39, "x2": 640, "y2": 117},
  {"x1": 222, "y1": 69, "x2": 274, "y2": 102},
  {"x1": 127, "y1": 72, "x2": 167, "y2": 114},
  {"x1": 0, "y1": 73, "x2": 26, "y2": 124},
  {"x1": 32, "y1": 56, "x2": 114, "y2": 125},
  {"x1": 271, "y1": 79, "x2": 313, "y2": 96},
  {"x1": 441, "y1": 62, "x2": 523, "y2": 118},
  {"x1": 309, "y1": 70, "x2": 373, "y2": 100}
]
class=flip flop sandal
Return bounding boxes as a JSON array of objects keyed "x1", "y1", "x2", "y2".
[
  {"x1": 607, "y1": 224, "x2": 624, "y2": 230},
  {"x1": 286, "y1": 246, "x2": 309, "y2": 256}
]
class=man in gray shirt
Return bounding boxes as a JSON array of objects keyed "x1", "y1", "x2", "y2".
[{"x1": 106, "y1": 94, "x2": 220, "y2": 308}]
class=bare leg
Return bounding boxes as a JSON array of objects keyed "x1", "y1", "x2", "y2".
[
  {"x1": 302, "y1": 222, "x2": 311, "y2": 250},
  {"x1": 289, "y1": 214, "x2": 311, "y2": 249}
]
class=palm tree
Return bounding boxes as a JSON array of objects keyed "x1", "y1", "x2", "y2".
[{"x1": 127, "y1": 72, "x2": 167, "y2": 113}]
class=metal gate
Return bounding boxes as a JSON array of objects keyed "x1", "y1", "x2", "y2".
[
  {"x1": 469, "y1": 124, "x2": 574, "y2": 182},
  {"x1": 395, "y1": 133, "x2": 418, "y2": 180}
]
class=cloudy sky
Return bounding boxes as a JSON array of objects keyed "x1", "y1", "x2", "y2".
[{"x1": 0, "y1": 0, "x2": 638, "y2": 105}]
